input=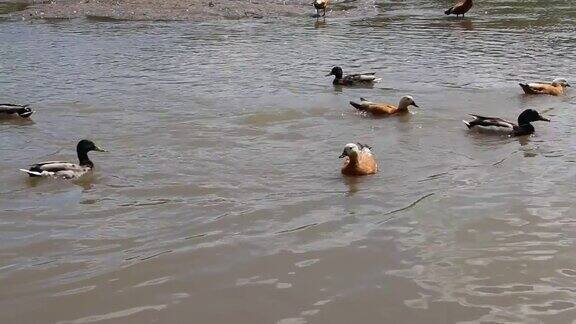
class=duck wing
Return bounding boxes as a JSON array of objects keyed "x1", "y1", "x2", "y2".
[
  {"x1": 20, "y1": 161, "x2": 87, "y2": 177},
  {"x1": 367, "y1": 103, "x2": 397, "y2": 115},
  {"x1": 356, "y1": 143, "x2": 373, "y2": 153},
  {"x1": 344, "y1": 73, "x2": 379, "y2": 83},
  {"x1": 349, "y1": 98, "x2": 372, "y2": 111},
  {"x1": 467, "y1": 114, "x2": 515, "y2": 128}
]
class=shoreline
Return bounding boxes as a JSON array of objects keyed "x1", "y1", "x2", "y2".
[{"x1": 1, "y1": 0, "x2": 376, "y2": 21}]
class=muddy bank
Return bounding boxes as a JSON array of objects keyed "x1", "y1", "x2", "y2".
[{"x1": 2, "y1": 0, "x2": 375, "y2": 21}]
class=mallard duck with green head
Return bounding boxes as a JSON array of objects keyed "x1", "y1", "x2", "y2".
[
  {"x1": 463, "y1": 109, "x2": 550, "y2": 136},
  {"x1": 326, "y1": 66, "x2": 381, "y2": 86},
  {"x1": 20, "y1": 140, "x2": 107, "y2": 179}
]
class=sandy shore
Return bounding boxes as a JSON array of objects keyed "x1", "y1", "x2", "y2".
[{"x1": 2, "y1": 0, "x2": 374, "y2": 21}]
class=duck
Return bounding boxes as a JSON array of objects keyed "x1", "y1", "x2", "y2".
[
  {"x1": 445, "y1": 0, "x2": 473, "y2": 17},
  {"x1": 349, "y1": 95, "x2": 419, "y2": 116},
  {"x1": 339, "y1": 143, "x2": 378, "y2": 176},
  {"x1": 463, "y1": 109, "x2": 550, "y2": 136},
  {"x1": 326, "y1": 66, "x2": 381, "y2": 86},
  {"x1": 313, "y1": 0, "x2": 329, "y2": 17},
  {"x1": 0, "y1": 104, "x2": 33, "y2": 118},
  {"x1": 519, "y1": 78, "x2": 570, "y2": 96},
  {"x1": 20, "y1": 139, "x2": 107, "y2": 179}
]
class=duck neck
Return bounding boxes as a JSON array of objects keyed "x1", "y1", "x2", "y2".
[
  {"x1": 77, "y1": 149, "x2": 93, "y2": 167},
  {"x1": 397, "y1": 101, "x2": 410, "y2": 112},
  {"x1": 333, "y1": 71, "x2": 343, "y2": 80},
  {"x1": 346, "y1": 153, "x2": 360, "y2": 166},
  {"x1": 515, "y1": 123, "x2": 534, "y2": 136}
]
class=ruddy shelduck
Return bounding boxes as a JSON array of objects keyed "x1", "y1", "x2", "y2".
[
  {"x1": 445, "y1": 0, "x2": 473, "y2": 17},
  {"x1": 463, "y1": 109, "x2": 550, "y2": 136},
  {"x1": 519, "y1": 78, "x2": 570, "y2": 96},
  {"x1": 339, "y1": 143, "x2": 378, "y2": 176},
  {"x1": 349, "y1": 95, "x2": 419, "y2": 116}
]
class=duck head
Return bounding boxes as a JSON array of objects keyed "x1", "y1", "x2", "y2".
[
  {"x1": 517, "y1": 109, "x2": 550, "y2": 125},
  {"x1": 551, "y1": 78, "x2": 570, "y2": 87},
  {"x1": 399, "y1": 95, "x2": 419, "y2": 108},
  {"x1": 326, "y1": 66, "x2": 343, "y2": 79},
  {"x1": 77, "y1": 139, "x2": 107, "y2": 155},
  {"x1": 339, "y1": 143, "x2": 361, "y2": 159}
]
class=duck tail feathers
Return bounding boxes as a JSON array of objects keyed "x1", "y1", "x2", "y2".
[
  {"x1": 19, "y1": 169, "x2": 43, "y2": 177},
  {"x1": 349, "y1": 101, "x2": 366, "y2": 111},
  {"x1": 463, "y1": 120, "x2": 472, "y2": 129},
  {"x1": 373, "y1": 78, "x2": 382, "y2": 83},
  {"x1": 519, "y1": 83, "x2": 534, "y2": 94}
]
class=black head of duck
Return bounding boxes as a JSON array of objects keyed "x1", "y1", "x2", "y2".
[{"x1": 514, "y1": 109, "x2": 550, "y2": 135}]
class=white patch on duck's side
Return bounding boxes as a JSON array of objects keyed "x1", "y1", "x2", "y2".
[
  {"x1": 358, "y1": 75, "x2": 381, "y2": 82},
  {"x1": 19, "y1": 169, "x2": 45, "y2": 176},
  {"x1": 19, "y1": 168, "x2": 88, "y2": 179},
  {"x1": 467, "y1": 124, "x2": 514, "y2": 134}
]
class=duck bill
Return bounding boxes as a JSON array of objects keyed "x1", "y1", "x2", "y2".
[
  {"x1": 339, "y1": 153, "x2": 346, "y2": 158},
  {"x1": 95, "y1": 146, "x2": 108, "y2": 152},
  {"x1": 566, "y1": 84, "x2": 571, "y2": 87},
  {"x1": 539, "y1": 116, "x2": 550, "y2": 122},
  {"x1": 412, "y1": 103, "x2": 419, "y2": 108}
]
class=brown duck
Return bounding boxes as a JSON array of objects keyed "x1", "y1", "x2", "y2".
[
  {"x1": 519, "y1": 78, "x2": 570, "y2": 96},
  {"x1": 339, "y1": 143, "x2": 378, "y2": 176},
  {"x1": 445, "y1": 0, "x2": 473, "y2": 17},
  {"x1": 349, "y1": 95, "x2": 419, "y2": 116}
]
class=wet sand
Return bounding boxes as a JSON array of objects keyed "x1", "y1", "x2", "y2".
[{"x1": 2, "y1": 0, "x2": 374, "y2": 20}]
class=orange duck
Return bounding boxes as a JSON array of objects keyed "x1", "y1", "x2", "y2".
[{"x1": 339, "y1": 143, "x2": 378, "y2": 176}]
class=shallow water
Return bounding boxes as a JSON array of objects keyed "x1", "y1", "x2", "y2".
[{"x1": 2, "y1": 1, "x2": 576, "y2": 323}]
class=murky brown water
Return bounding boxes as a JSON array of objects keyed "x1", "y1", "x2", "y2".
[{"x1": 2, "y1": 1, "x2": 576, "y2": 323}]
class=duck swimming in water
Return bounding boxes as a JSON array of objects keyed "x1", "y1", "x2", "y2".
[
  {"x1": 0, "y1": 104, "x2": 33, "y2": 118},
  {"x1": 463, "y1": 109, "x2": 550, "y2": 136},
  {"x1": 445, "y1": 0, "x2": 473, "y2": 17},
  {"x1": 20, "y1": 140, "x2": 107, "y2": 179},
  {"x1": 349, "y1": 95, "x2": 419, "y2": 116},
  {"x1": 519, "y1": 78, "x2": 570, "y2": 96},
  {"x1": 313, "y1": 0, "x2": 328, "y2": 17},
  {"x1": 327, "y1": 67, "x2": 381, "y2": 86},
  {"x1": 339, "y1": 143, "x2": 378, "y2": 176}
]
